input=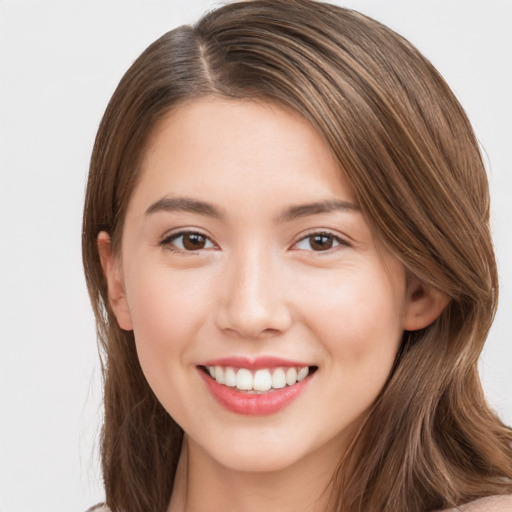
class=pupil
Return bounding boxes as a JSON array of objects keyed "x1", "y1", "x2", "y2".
[
  {"x1": 311, "y1": 234, "x2": 332, "y2": 251},
  {"x1": 183, "y1": 233, "x2": 206, "y2": 250}
]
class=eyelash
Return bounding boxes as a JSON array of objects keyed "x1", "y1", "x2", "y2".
[
  {"x1": 292, "y1": 231, "x2": 351, "y2": 252},
  {"x1": 160, "y1": 231, "x2": 216, "y2": 255},
  {"x1": 159, "y1": 230, "x2": 351, "y2": 255}
]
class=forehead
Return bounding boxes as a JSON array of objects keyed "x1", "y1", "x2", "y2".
[{"x1": 129, "y1": 96, "x2": 356, "y2": 216}]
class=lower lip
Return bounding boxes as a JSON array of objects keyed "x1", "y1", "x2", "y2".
[{"x1": 199, "y1": 369, "x2": 312, "y2": 416}]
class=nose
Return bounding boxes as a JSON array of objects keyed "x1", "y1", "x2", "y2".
[{"x1": 215, "y1": 247, "x2": 292, "y2": 339}]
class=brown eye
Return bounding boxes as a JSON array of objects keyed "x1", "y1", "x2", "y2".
[
  {"x1": 182, "y1": 233, "x2": 207, "y2": 250},
  {"x1": 294, "y1": 232, "x2": 346, "y2": 252},
  {"x1": 309, "y1": 234, "x2": 334, "y2": 251},
  {"x1": 163, "y1": 232, "x2": 215, "y2": 252}
]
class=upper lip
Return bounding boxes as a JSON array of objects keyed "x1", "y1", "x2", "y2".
[{"x1": 199, "y1": 356, "x2": 313, "y2": 370}]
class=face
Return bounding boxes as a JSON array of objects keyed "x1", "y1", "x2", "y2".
[{"x1": 101, "y1": 97, "x2": 431, "y2": 474}]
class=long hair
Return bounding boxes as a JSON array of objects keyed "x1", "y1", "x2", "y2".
[{"x1": 82, "y1": 1, "x2": 512, "y2": 511}]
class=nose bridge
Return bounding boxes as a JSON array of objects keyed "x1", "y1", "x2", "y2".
[{"x1": 216, "y1": 243, "x2": 291, "y2": 338}]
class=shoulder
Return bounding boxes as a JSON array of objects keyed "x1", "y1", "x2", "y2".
[
  {"x1": 437, "y1": 495, "x2": 512, "y2": 512},
  {"x1": 85, "y1": 505, "x2": 111, "y2": 512}
]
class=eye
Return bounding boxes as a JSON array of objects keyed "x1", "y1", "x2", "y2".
[
  {"x1": 293, "y1": 232, "x2": 347, "y2": 252},
  {"x1": 161, "y1": 231, "x2": 215, "y2": 252}
]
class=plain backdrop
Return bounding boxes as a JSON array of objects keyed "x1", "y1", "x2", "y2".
[{"x1": 0, "y1": 1, "x2": 510, "y2": 511}]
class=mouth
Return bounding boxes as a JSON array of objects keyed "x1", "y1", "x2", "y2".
[
  {"x1": 197, "y1": 362, "x2": 318, "y2": 415},
  {"x1": 199, "y1": 365, "x2": 318, "y2": 394}
]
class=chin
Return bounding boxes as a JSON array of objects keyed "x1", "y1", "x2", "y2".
[{"x1": 212, "y1": 446, "x2": 306, "y2": 474}]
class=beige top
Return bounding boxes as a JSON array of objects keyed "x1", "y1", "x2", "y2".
[
  {"x1": 436, "y1": 495, "x2": 512, "y2": 511},
  {"x1": 89, "y1": 495, "x2": 512, "y2": 511}
]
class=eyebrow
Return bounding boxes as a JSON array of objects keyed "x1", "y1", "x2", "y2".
[
  {"x1": 275, "y1": 199, "x2": 360, "y2": 223},
  {"x1": 145, "y1": 197, "x2": 224, "y2": 219},
  {"x1": 145, "y1": 196, "x2": 359, "y2": 222}
]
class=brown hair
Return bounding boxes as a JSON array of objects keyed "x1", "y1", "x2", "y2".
[{"x1": 82, "y1": 1, "x2": 512, "y2": 511}]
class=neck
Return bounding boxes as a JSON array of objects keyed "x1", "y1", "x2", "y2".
[{"x1": 167, "y1": 434, "x2": 351, "y2": 512}]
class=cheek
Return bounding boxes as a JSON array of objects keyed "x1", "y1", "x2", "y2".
[
  {"x1": 301, "y1": 269, "x2": 404, "y2": 427},
  {"x1": 124, "y1": 266, "x2": 215, "y2": 388},
  {"x1": 127, "y1": 264, "x2": 211, "y2": 337},
  {"x1": 297, "y1": 266, "x2": 404, "y2": 365}
]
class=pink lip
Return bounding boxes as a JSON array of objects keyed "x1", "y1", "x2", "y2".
[
  {"x1": 200, "y1": 356, "x2": 310, "y2": 370},
  {"x1": 198, "y1": 366, "x2": 314, "y2": 416}
]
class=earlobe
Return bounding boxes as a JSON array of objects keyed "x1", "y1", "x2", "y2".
[
  {"x1": 402, "y1": 275, "x2": 449, "y2": 331},
  {"x1": 97, "y1": 231, "x2": 133, "y2": 331}
]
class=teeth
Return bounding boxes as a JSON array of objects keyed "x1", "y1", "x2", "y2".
[
  {"x1": 297, "y1": 367, "x2": 309, "y2": 382},
  {"x1": 272, "y1": 368, "x2": 286, "y2": 389},
  {"x1": 224, "y1": 367, "x2": 236, "y2": 387},
  {"x1": 214, "y1": 366, "x2": 224, "y2": 385},
  {"x1": 254, "y1": 369, "x2": 272, "y2": 391},
  {"x1": 285, "y1": 367, "x2": 297, "y2": 386},
  {"x1": 236, "y1": 368, "x2": 253, "y2": 390},
  {"x1": 205, "y1": 365, "x2": 311, "y2": 392}
]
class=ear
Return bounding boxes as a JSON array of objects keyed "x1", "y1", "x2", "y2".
[
  {"x1": 402, "y1": 274, "x2": 449, "y2": 331},
  {"x1": 97, "y1": 231, "x2": 133, "y2": 331}
]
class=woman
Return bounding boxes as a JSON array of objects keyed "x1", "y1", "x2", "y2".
[{"x1": 82, "y1": 1, "x2": 512, "y2": 511}]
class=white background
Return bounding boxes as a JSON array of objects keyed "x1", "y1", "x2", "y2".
[{"x1": 0, "y1": 1, "x2": 510, "y2": 511}]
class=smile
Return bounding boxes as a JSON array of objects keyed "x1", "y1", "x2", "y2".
[
  {"x1": 198, "y1": 360, "x2": 317, "y2": 415},
  {"x1": 204, "y1": 365, "x2": 311, "y2": 393}
]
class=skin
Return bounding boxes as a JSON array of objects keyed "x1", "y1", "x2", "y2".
[{"x1": 99, "y1": 97, "x2": 446, "y2": 512}]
